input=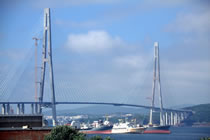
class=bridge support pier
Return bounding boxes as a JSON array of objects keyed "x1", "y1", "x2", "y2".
[
  {"x1": 177, "y1": 113, "x2": 179, "y2": 124},
  {"x1": 168, "y1": 113, "x2": 171, "y2": 125},
  {"x1": 35, "y1": 103, "x2": 38, "y2": 114},
  {"x1": 177, "y1": 113, "x2": 181, "y2": 124},
  {"x1": 181, "y1": 113, "x2": 184, "y2": 121},
  {"x1": 174, "y1": 112, "x2": 176, "y2": 125},
  {"x1": 174, "y1": 112, "x2": 178, "y2": 125},
  {"x1": 31, "y1": 104, "x2": 34, "y2": 114},
  {"x1": 6, "y1": 104, "x2": 10, "y2": 115},
  {"x1": 171, "y1": 112, "x2": 173, "y2": 125},
  {"x1": 17, "y1": 104, "x2": 20, "y2": 114},
  {"x1": 21, "y1": 103, "x2": 25, "y2": 114},
  {"x1": 162, "y1": 113, "x2": 165, "y2": 126},
  {"x1": 38, "y1": 104, "x2": 41, "y2": 114},
  {"x1": 165, "y1": 112, "x2": 168, "y2": 125},
  {"x1": 1, "y1": 104, "x2": 6, "y2": 115}
]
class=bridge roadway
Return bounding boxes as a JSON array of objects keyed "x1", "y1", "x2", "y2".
[{"x1": 0, "y1": 101, "x2": 192, "y2": 113}]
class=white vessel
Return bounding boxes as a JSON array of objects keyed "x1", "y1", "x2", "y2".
[
  {"x1": 80, "y1": 122, "x2": 92, "y2": 130},
  {"x1": 111, "y1": 121, "x2": 144, "y2": 134},
  {"x1": 70, "y1": 120, "x2": 81, "y2": 129}
]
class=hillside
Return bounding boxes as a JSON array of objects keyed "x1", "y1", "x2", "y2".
[
  {"x1": 43, "y1": 103, "x2": 210, "y2": 126},
  {"x1": 44, "y1": 105, "x2": 149, "y2": 115},
  {"x1": 183, "y1": 103, "x2": 210, "y2": 125}
]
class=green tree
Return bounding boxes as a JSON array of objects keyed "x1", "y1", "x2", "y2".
[
  {"x1": 45, "y1": 126, "x2": 114, "y2": 140},
  {"x1": 45, "y1": 126, "x2": 86, "y2": 140},
  {"x1": 88, "y1": 136, "x2": 114, "y2": 140},
  {"x1": 88, "y1": 135, "x2": 103, "y2": 140},
  {"x1": 104, "y1": 136, "x2": 114, "y2": 140}
]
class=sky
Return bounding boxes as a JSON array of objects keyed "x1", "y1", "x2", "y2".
[{"x1": 0, "y1": 0, "x2": 210, "y2": 109}]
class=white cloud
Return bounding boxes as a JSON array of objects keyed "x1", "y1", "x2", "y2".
[
  {"x1": 114, "y1": 55, "x2": 151, "y2": 69},
  {"x1": 165, "y1": 10, "x2": 210, "y2": 34},
  {"x1": 65, "y1": 30, "x2": 123, "y2": 53}
]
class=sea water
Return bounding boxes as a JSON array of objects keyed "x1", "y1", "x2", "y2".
[{"x1": 88, "y1": 127, "x2": 210, "y2": 140}]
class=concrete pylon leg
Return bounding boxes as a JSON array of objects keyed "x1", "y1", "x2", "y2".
[
  {"x1": 168, "y1": 114, "x2": 171, "y2": 125},
  {"x1": 17, "y1": 104, "x2": 20, "y2": 114},
  {"x1": 7, "y1": 104, "x2": 10, "y2": 115},
  {"x1": 21, "y1": 104, "x2": 24, "y2": 114},
  {"x1": 164, "y1": 112, "x2": 166, "y2": 125},
  {"x1": 31, "y1": 104, "x2": 34, "y2": 114},
  {"x1": 174, "y1": 113, "x2": 176, "y2": 125},
  {"x1": 35, "y1": 103, "x2": 38, "y2": 114},
  {"x1": 2, "y1": 104, "x2": 6, "y2": 115},
  {"x1": 181, "y1": 113, "x2": 184, "y2": 121},
  {"x1": 171, "y1": 112, "x2": 173, "y2": 125},
  {"x1": 20, "y1": 104, "x2": 22, "y2": 114},
  {"x1": 160, "y1": 112, "x2": 164, "y2": 126},
  {"x1": 178, "y1": 113, "x2": 181, "y2": 124},
  {"x1": 165, "y1": 112, "x2": 168, "y2": 125},
  {"x1": 177, "y1": 113, "x2": 179, "y2": 124},
  {"x1": 174, "y1": 113, "x2": 177, "y2": 125}
]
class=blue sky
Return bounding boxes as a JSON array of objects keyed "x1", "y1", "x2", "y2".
[{"x1": 0, "y1": 0, "x2": 210, "y2": 109}]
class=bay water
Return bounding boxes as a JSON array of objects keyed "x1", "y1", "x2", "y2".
[{"x1": 88, "y1": 127, "x2": 210, "y2": 140}]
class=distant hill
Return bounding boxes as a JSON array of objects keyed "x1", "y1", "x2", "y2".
[
  {"x1": 169, "y1": 104, "x2": 195, "y2": 109},
  {"x1": 44, "y1": 105, "x2": 149, "y2": 116},
  {"x1": 183, "y1": 103, "x2": 210, "y2": 125}
]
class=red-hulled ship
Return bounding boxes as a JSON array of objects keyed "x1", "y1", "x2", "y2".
[{"x1": 144, "y1": 125, "x2": 170, "y2": 134}]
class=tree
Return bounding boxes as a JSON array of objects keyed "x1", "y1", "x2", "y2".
[
  {"x1": 45, "y1": 126, "x2": 86, "y2": 140},
  {"x1": 88, "y1": 136, "x2": 103, "y2": 140},
  {"x1": 45, "y1": 126, "x2": 114, "y2": 140},
  {"x1": 88, "y1": 136, "x2": 113, "y2": 140}
]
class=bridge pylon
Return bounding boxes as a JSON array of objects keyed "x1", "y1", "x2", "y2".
[
  {"x1": 149, "y1": 42, "x2": 164, "y2": 126},
  {"x1": 38, "y1": 8, "x2": 57, "y2": 126}
]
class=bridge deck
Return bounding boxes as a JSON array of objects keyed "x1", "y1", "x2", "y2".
[{"x1": 0, "y1": 101, "x2": 192, "y2": 113}]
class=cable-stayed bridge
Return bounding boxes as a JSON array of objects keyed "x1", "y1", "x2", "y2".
[
  {"x1": 0, "y1": 8, "x2": 192, "y2": 126},
  {"x1": 0, "y1": 101, "x2": 191, "y2": 113}
]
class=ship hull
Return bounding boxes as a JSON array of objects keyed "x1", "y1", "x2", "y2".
[
  {"x1": 129, "y1": 127, "x2": 145, "y2": 134},
  {"x1": 81, "y1": 125, "x2": 113, "y2": 134},
  {"x1": 112, "y1": 127, "x2": 145, "y2": 134},
  {"x1": 144, "y1": 125, "x2": 170, "y2": 134}
]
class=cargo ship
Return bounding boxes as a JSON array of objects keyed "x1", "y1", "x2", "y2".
[
  {"x1": 129, "y1": 126, "x2": 145, "y2": 134},
  {"x1": 112, "y1": 120, "x2": 144, "y2": 134},
  {"x1": 143, "y1": 125, "x2": 170, "y2": 134},
  {"x1": 81, "y1": 120, "x2": 113, "y2": 134},
  {"x1": 82, "y1": 125, "x2": 113, "y2": 134}
]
